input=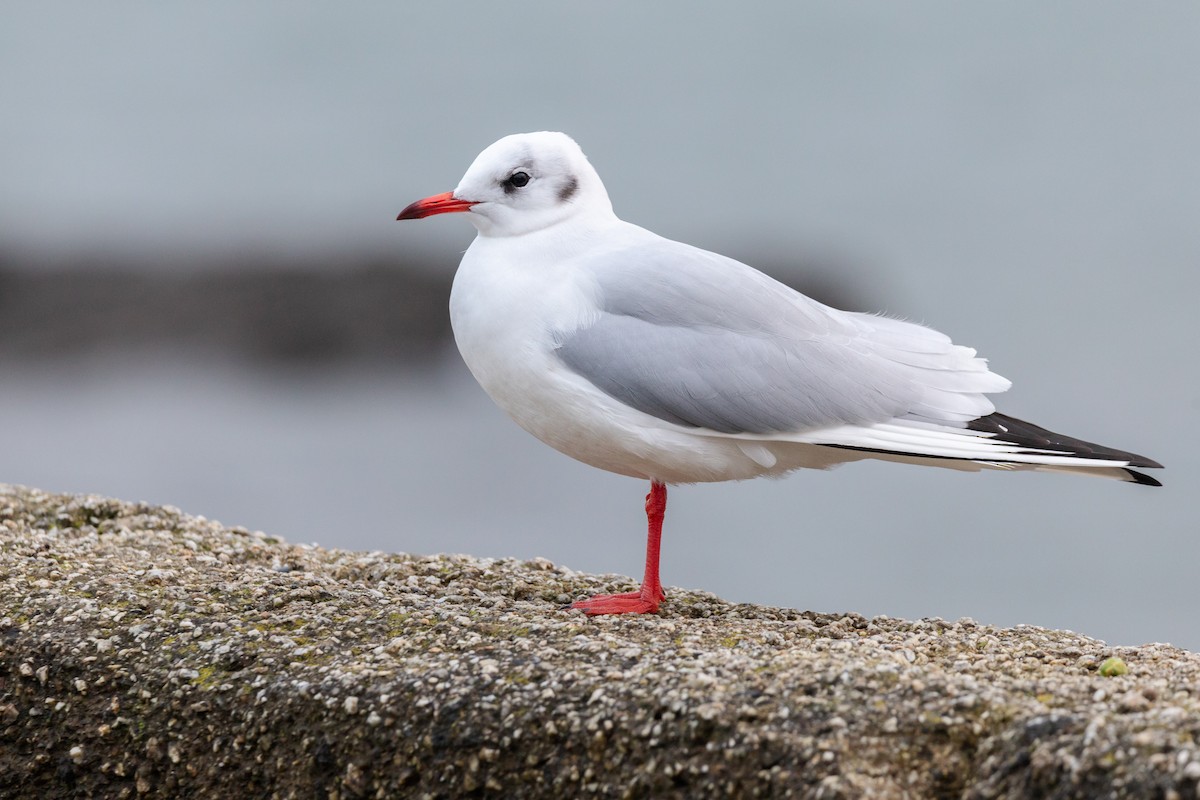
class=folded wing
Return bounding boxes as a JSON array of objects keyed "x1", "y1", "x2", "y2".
[
  {"x1": 554, "y1": 235, "x2": 1160, "y2": 483},
  {"x1": 556, "y1": 237, "x2": 1008, "y2": 436}
]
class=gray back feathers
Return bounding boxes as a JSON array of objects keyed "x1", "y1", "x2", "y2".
[{"x1": 554, "y1": 238, "x2": 1008, "y2": 435}]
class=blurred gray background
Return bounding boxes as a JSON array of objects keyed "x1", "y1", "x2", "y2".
[{"x1": 2, "y1": 3, "x2": 1197, "y2": 648}]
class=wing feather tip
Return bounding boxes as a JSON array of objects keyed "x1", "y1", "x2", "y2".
[{"x1": 1124, "y1": 469, "x2": 1163, "y2": 487}]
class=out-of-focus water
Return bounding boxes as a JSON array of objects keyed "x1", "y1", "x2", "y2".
[
  {"x1": 0, "y1": 353, "x2": 1193, "y2": 650},
  {"x1": 0, "y1": 3, "x2": 1196, "y2": 649},
  {"x1": 3, "y1": 2, "x2": 1198, "y2": 278}
]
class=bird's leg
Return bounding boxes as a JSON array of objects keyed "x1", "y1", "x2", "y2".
[{"x1": 571, "y1": 481, "x2": 667, "y2": 616}]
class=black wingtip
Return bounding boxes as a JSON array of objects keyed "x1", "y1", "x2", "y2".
[
  {"x1": 1124, "y1": 469, "x2": 1163, "y2": 487},
  {"x1": 968, "y1": 412, "x2": 1162, "y2": 469}
]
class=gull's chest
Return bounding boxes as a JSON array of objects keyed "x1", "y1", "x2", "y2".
[{"x1": 448, "y1": 246, "x2": 597, "y2": 403}]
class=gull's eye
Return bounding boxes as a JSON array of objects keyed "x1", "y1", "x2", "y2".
[{"x1": 504, "y1": 171, "x2": 531, "y2": 191}]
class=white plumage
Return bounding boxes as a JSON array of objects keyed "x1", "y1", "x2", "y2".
[
  {"x1": 397, "y1": 131, "x2": 1160, "y2": 615},
  {"x1": 403, "y1": 131, "x2": 1159, "y2": 487}
]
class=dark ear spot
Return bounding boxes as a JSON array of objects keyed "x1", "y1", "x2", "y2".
[{"x1": 558, "y1": 176, "x2": 579, "y2": 202}]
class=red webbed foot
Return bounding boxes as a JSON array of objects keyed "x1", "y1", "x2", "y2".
[{"x1": 570, "y1": 589, "x2": 664, "y2": 616}]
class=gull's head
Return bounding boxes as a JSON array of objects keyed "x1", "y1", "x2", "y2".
[{"x1": 397, "y1": 131, "x2": 613, "y2": 237}]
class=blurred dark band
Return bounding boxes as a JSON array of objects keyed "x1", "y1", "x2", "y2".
[{"x1": 0, "y1": 254, "x2": 453, "y2": 364}]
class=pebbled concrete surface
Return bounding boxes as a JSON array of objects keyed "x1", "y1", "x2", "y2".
[{"x1": 2, "y1": 484, "x2": 1198, "y2": 799}]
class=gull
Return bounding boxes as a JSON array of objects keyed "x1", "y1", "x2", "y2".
[{"x1": 397, "y1": 131, "x2": 1162, "y2": 616}]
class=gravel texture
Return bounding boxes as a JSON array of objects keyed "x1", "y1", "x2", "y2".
[{"x1": 2, "y1": 484, "x2": 1199, "y2": 799}]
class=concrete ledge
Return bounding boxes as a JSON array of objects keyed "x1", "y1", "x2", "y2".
[{"x1": 2, "y1": 484, "x2": 1198, "y2": 798}]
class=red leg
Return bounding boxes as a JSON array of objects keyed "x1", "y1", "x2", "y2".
[{"x1": 571, "y1": 481, "x2": 667, "y2": 616}]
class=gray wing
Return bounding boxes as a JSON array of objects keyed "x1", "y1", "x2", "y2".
[{"x1": 555, "y1": 237, "x2": 1009, "y2": 435}]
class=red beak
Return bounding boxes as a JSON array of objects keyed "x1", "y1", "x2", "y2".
[{"x1": 396, "y1": 191, "x2": 475, "y2": 221}]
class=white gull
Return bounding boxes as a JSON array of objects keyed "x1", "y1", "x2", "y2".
[{"x1": 397, "y1": 131, "x2": 1162, "y2": 615}]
